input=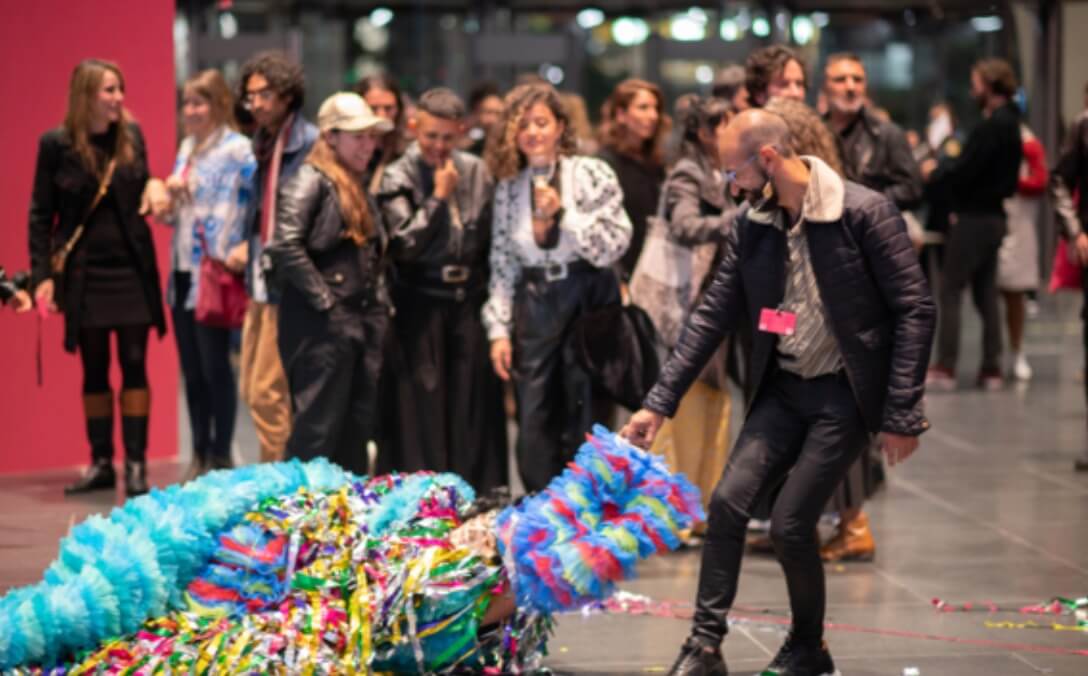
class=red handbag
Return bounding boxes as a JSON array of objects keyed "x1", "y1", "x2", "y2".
[
  {"x1": 194, "y1": 227, "x2": 248, "y2": 328},
  {"x1": 1049, "y1": 238, "x2": 1083, "y2": 293}
]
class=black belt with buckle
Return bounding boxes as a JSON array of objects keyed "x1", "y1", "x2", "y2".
[
  {"x1": 521, "y1": 259, "x2": 596, "y2": 283},
  {"x1": 395, "y1": 263, "x2": 484, "y2": 302}
]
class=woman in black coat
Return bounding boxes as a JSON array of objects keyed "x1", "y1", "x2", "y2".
[
  {"x1": 265, "y1": 92, "x2": 394, "y2": 475},
  {"x1": 28, "y1": 59, "x2": 168, "y2": 497}
]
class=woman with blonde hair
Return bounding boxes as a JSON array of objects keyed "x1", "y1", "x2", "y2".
[
  {"x1": 597, "y1": 78, "x2": 671, "y2": 280},
  {"x1": 265, "y1": 93, "x2": 394, "y2": 474},
  {"x1": 157, "y1": 69, "x2": 257, "y2": 480},
  {"x1": 28, "y1": 59, "x2": 168, "y2": 497},
  {"x1": 482, "y1": 82, "x2": 632, "y2": 491}
]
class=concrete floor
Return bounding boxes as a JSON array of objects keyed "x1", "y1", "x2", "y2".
[{"x1": 1, "y1": 294, "x2": 1086, "y2": 674}]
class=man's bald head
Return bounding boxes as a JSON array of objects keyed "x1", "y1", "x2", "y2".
[{"x1": 720, "y1": 108, "x2": 794, "y2": 166}]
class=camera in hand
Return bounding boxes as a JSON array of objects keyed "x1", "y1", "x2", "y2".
[{"x1": 0, "y1": 266, "x2": 30, "y2": 305}]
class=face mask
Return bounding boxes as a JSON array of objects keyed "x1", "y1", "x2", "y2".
[{"x1": 927, "y1": 113, "x2": 951, "y2": 150}]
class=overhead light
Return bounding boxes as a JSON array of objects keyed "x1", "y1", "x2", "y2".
[
  {"x1": 612, "y1": 17, "x2": 650, "y2": 46},
  {"x1": 775, "y1": 12, "x2": 789, "y2": 31},
  {"x1": 577, "y1": 8, "x2": 605, "y2": 30},
  {"x1": 369, "y1": 7, "x2": 394, "y2": 28},
  {"x1": 791, "y1": 16, "x2": 815, "y2": 45},
  {"x1": 695, "y1": 64, "x2": 714, "y2": 84},
  {"x1": 720, "y1": 18, "x2": 740, "y2": 42},
  {"x1": 812, "y1": 12, "x2": 830, "y2": 28},
  {"x1": 218, "y1": 10, "x2": 238, "y2": 39},
  {"x1": 752, "y1": 16, "x2": 771, "y2": 38},
  {"x1": 670, "y1": 13, "x2": 706, "y2": 42},
  {"x1": 686, "y1": 7, "x2": 709, "y2": 24},
  {"x1": 970, "y1": 15, "x2": 1003, "y2": 32},
  {"x1": 542, "y1": 64, "x2": 565, "y2": 85}
]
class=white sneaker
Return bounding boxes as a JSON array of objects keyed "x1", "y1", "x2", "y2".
[{"x1": 1013, "y1": 353, "x2": 1033, "y2": 381}]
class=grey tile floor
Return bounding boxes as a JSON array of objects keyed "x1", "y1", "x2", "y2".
[{"x1": 1, "y1": 293, "x2": 1086, "y2": 674}]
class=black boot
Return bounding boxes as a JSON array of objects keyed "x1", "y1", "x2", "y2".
[
  {"x1": 65, "y1": 392, "x2": 116, "y2": 495},
  {"x1": 206, "y1": 454, "x2": 235, "y2": 471},
  {"x1": 760, "y1": 634, "x2": 838, "y2": 676},
  {"x1": 667, "y1": 637, "x2": 728, "y2": 676},
  {"x1": 121, "y1": 388, "x2": 150, "y2": 497}
]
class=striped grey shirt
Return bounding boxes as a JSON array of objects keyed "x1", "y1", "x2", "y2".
[{"x1": 774, "y1": 213, "x2": 844, "y2": 378}]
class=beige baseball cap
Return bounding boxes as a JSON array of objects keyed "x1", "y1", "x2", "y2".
[{"x1": 317, "y1": 92, "x2": 394, "y2": 134}]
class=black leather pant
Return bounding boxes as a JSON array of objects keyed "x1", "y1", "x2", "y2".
[
  {"x1": 692, "y1": 368, "x2": 870, "y2": 645},
  {"x1": 511, "y1": 266, "x2": 619, "y2": 493},
  {"x1": 278, "y1": 291, "x2": 388, "y2": 475}
]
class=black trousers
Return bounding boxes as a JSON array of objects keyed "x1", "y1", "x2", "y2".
[
  {"x1": 376, "y1": 285, "x2": 508, "y2": 492},
  {"x1": 278, "y1": 293, "x2": 388, "y2": 476},
  {"x1": 172, "y1": 272, "x2": 236, "y2": 461},
  {"x1": 936, "y1": 213, "x2": 1006, "y2": 373},
  {"x1": 692, "y1": 368, "x2": 870, "y2": 645},
  {"x1": 512, "y1": 266, "x2": 618, "y2": 493}
]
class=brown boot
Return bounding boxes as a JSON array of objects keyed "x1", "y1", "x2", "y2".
[{"x1": 821, "y1": 511, "x2": 875, "y2": 562}]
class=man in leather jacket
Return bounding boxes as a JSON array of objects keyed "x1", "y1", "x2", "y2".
[
  {"x1": 1050, "y1": 80, "x2": 1088, "y2": 472},
  {"x1": 823, "y1": 52, "x2": 923, "y2": 212},
  {"x1": 622, "y1": 109, "x2": 935, "y2": 676},
  {"x1": 375, "y1": 88, "x2": 507, "y2": 492}
]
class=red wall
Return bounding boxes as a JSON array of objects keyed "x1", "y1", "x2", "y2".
[{"x1": 0, "y1": 2, "x2": 178, "y2": 473}]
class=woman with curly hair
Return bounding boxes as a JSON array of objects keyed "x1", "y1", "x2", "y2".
[
  {"x1": 597, "y1": 78, "x2": 670, "y2": 280},
  {"x1": 482, "y1": 83, "x2": 632, "y2": 492}
]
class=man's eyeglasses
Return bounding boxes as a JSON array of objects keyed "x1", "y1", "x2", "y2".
[
  {"x1": 243, "y1": 87, "x2": 276, "y2": 105},
  {"x1": 722, "y1": 153, "x2": 761, "y2": 184}
]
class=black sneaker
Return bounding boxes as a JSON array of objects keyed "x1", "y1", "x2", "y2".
[
  {"x1": 759, "y1": 634, "x2": 839, "y2": 676},
  {"x1": 667, "y1": 636, "x2": 728, "y2": 676}
]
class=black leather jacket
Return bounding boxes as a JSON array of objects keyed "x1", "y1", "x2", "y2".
[
  {"x1": 643, "y1": 180, "x2": 936, "y2": 437},
  {"x1": 833, "y1": 106, "x2": 924, "y2": 211},
  {"x1": 266, "y1": 164, "x2": 388, "y2": 312},
  {"x1": 1051, "y1": 109, "x2": 1088, "y2": 239},
  {"x1": 377, "y1": 143, "x2": 493, "y2": 282}
]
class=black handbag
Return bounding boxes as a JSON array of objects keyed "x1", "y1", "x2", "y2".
[{"x1": 568, "y1": 302, "x2": 662, "y2": 411}]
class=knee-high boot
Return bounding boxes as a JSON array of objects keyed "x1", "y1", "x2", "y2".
[
  {"x1": 65, "y1": 391, "x2": 117, "y2": 494},
  {"x1": 120, "y1": 388, "x2": 150, "y2": 496}
]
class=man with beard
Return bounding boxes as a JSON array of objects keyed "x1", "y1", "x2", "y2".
[
  {"x1": 623, "y1": 109, "x2": 935, "y2": 676},
  {"x1": 376, "y1": 88, "x2": 507, "y2": 492},
  {"x1": 923, "y1": 59, "x2": 1022, "y2": 391},
  {"x1": 823, "y1": 53, "x2": 922, "y2": 211},
  {"x1": 819, "y1": 52, "x2": 924, "y2": 563}
]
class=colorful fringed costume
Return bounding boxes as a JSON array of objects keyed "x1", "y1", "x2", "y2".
[{"x1": 0, "y1": 426, "x2": 703, "y2": 674}]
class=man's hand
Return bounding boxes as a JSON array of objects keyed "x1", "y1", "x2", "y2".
[
  {"x1": 490, "y1": 338, "x2": 513, "y2": 381},
  {"x1": 1075, "y1": 232, "x2": 1088, "y2": 267},
  {"x1": 433, "y1": 159, "x2": 460, "y2": 201},
  {"x1": 879, "y1": 432, "x2": 919, "y2": 466},
  {"x1": 620, "y1": 409, "x2": 665, "y2": 450}
]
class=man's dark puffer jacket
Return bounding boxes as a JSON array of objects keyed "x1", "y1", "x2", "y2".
[{"x1": 643, "y1": 178, "x2": 936, "y2": 437}]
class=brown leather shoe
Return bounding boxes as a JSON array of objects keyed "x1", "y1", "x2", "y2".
[{"x1": 821, "y1": 512, "x2": 875, "y2": 562}]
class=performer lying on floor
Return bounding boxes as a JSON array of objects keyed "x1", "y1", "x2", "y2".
[{"x1": 0, "y1": 425, "x2": 702, "y2": 674}]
